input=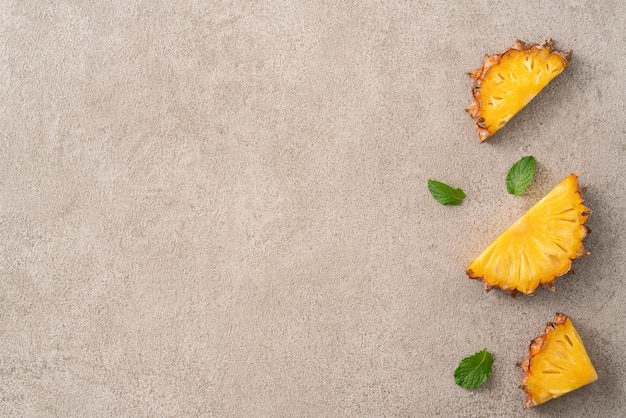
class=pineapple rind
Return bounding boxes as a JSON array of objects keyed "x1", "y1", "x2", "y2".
[
  {"x1": 466, "y1": 39, "x2": 572, "y2": 142},
  {"x1": 521, "y1": 313, "x2": 598, "y2": 408},
  {"x1": 466, "y1": 174, "x2": 590, "y2": 296}
]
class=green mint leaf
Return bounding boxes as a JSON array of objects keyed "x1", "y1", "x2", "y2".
[
  {"x1": 428, "y1": 179, "x2": 466, "y2": 206},
  {"x1": 506, "y1": 156, "x2": 537, "y2": 196},
  {"x1": 454, "y1": 349, "x2": 494, "y2": 389}
]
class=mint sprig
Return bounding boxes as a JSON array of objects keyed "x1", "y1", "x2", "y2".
[
  {"x1": 506, "y1": 156, "x2": 537, "y2": 196},
  {"x1": 428, "y1": 180, "x2": 466, "y2": 206},
  {"x1": 454, "y1": 349, "x2": 494, "y2": 389}
]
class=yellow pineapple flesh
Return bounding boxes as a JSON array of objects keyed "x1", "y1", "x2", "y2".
[
  {"x1": 467, "y1": 174, "x2": 590, "y2": 296},
  {"x1": 467, "y1": 39, "x2": 572, "y2": 141},
  {"x1": 521, "y1": 313, "x2": 598, "y2": 408}
]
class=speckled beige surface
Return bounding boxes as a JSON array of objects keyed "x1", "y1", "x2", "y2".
[{"x1": 1, "y1": 1, "x2": 625, "y2": 417}]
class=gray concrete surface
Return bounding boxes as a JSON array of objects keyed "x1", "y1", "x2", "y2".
[{"x1": 1, "y1": 1, "x2": 625, "y2": 416}]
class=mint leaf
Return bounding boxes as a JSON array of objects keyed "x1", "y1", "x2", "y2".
[
  {"x1": 454, "y1": 349, "x2": 493, "y2": 389},
  {"x1": 506, "y1": 156, "x2": 537, "y2": 196},
  {"x1": 428, "y1": 180, "x2": 466, "y2": 206}
]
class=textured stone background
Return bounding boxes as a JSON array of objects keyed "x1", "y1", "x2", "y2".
[{"x1": 1, "y1": 1, "x2": 625, "y2": 416}]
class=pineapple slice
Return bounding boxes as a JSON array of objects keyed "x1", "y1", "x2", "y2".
[
  {"x1": 466, "y1": 39, "x2": 572, "y2": 141},
  {"x1": 521, "y1": 313, "x2": 598, "y2": 408},
  {"x1": 467, "y1": 174, "x2": 590, "y2": 296}
]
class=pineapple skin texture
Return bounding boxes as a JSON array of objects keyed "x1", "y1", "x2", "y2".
[
  {"x1": 466, "y1": 174, "x2": 591, "y2": 296},
  {"x1": 521, "y1": 313, "x2": 598, "y2": 408},
  {"x1": 466, "y1": 39, "x2": 572, "y2": 142}
]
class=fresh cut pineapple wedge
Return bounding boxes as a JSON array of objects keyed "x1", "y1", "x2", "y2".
[
  {"x1": 467, "y1": 39, "x2": 572, "y2": 141},
  {"x1": 521, "y1": 313, "x2": 598, "y2": 408},
  {"x1": 467, "y1": 174, "x2": 590, "y2": 296}
]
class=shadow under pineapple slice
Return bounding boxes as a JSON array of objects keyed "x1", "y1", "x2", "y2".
[
  {"x1": 466, "y1": 174, "x2": 590, "y2": 296},
  {"x1": 467, "y1": 39, "x2": 572, "y2": 142},
  {"x1": 520, "y1": 313, "x2": 598, "y2": 408}
]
